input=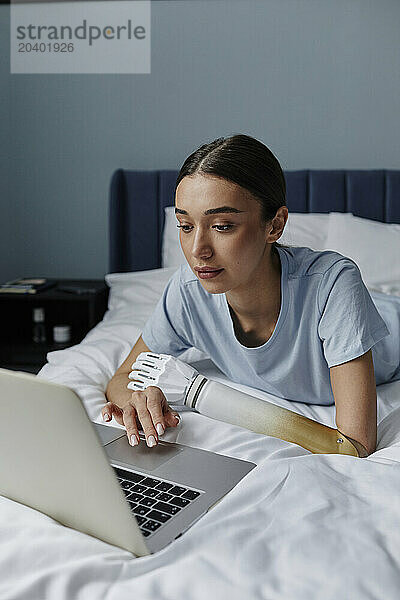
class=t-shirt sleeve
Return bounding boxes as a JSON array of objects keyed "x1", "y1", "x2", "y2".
[
  {"x1": 141, "y1": 266, "x2": 194, "y2": 357},
  {"x1": 317, "y1": 258, "x2": 390, "y2": 368}
]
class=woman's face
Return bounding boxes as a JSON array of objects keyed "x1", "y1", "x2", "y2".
[{"x1": 175, "y1": 174, "x2": 277, "y2": 294}]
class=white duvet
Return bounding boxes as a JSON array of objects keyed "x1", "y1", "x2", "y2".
[{"x1": 1, "y1": 267, "x2": 400, "y2": 600}]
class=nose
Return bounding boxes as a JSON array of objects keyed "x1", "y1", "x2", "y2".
[{"x1": 190, "y1": 227, "x2": 213, "y2": 260}]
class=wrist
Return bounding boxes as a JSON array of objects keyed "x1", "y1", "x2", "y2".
[{"x1": 106, "y1": 373, "x2": 133, "y2": 409}]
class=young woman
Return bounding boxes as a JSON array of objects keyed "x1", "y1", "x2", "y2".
[{"x1": 104, "y1": 134, "x2": 394, "y2": 457}]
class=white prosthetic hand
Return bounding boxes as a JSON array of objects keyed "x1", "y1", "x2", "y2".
[
  {"x1": 127, "y1": 352, "x2": 367, "y2": 457},
  {"x1": 128, "y1": 352, "x2": 205, "y2": 407}
]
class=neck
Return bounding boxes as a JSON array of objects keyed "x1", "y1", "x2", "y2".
[{"x1": 225, "y1": 245, "x2": 281, "y2": 330}]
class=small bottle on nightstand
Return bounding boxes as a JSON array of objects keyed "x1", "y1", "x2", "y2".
[
  {"x1": 53, "y1": 324, "x2": 71, "y2": 346},
  {"x1": 32, "y1": 307, "x2": 46, "y2": 343}
]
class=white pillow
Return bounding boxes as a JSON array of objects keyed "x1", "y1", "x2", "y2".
[
  {"x1": 105, "y1": 267, "x2": 209, "y2": 362},
  {"x1": 279, "y1": 213, "x2": 330, "y2": 250},
  {"x1": 161, "y1": 206, "x2": 330, "y2": 267},
  {"x1": 325, "y1": 212, "x2": 400, "y2": 288},
  {"x1": 161, "y1": 206, "x2": 186, "y2": 268},
  {"x1": 105, "y1": 267, "x2": 177, "y2": 314}
]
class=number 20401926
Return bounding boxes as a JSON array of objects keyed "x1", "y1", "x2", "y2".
[{"x1": 18, "y1": 42, "x2": 74, "y2": 52}]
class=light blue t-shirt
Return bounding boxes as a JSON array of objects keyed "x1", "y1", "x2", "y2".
[{"x1": 142, "y1": 246, "x2": 399, "y2": 405}]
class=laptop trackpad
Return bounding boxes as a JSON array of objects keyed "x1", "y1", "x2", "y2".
[
  {"x1": 104, "y1": 435, "x2": 183, "y2": 472},
  {"x1": 92, "y1": 423, "x2": 126, "y2": 446}
]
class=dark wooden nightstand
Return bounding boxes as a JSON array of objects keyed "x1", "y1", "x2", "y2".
[{"x1": 0, "y1": 279, "x2": 109, "y2": 374}]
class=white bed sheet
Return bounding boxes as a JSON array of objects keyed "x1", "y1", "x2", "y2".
[{"x1": 1, "y1": 269, "x2": 400, "y2": 600}]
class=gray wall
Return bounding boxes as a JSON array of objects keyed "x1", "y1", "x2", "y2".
[
  {"x1": 2, "y1": 0, "x2": 400, "y2": 281},
  {"x1": 1, "y1": 6, "x2": 12, "y2": 282}
]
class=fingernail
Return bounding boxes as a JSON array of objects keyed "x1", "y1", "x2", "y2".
[
  {"x1": 103, "y1": 413, "x2": 110, "y2": 421},
  {"x1": 130, "y1": 434, "x2": 138, "y2": 446},
  {"x1": 147, "y1": 435, "x2": 156, "y2": 447},
  {"x1": 156, "y1": 423, "x2": 164, "y2": 436},
  {"x1": 175, "y1": 414, "x2": 181, "y2": 424}
]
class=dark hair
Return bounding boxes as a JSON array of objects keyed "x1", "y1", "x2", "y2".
[{"x1": 174, "y1": 134, "x2": 287, "y2": 248}]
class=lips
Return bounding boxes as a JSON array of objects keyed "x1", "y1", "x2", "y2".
[
  {"x1": 195, "y1": 267, "x2": 223, "y2": 273},
  {"x1": 195, "y1": 267, "x2": 224, "y2": 280}
]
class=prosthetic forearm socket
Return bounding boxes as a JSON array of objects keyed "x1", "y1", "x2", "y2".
[{"x1": 128, "y1": 352, "x2": 366, "y2": 457}]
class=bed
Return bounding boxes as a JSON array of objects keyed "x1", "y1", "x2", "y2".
[{"x1": 1, "y1": 169, "x2": 400, "y2": 600}]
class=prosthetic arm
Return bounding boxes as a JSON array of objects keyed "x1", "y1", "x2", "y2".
[{"x1": 127, "y1": 352, "x2": 368, "y2": 458}]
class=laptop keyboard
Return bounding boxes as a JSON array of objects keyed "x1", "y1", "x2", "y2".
[{"x1": 113, "y1": 467, "x2": 203, "y2": 538}]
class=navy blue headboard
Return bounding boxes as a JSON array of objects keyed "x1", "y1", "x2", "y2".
[{"x1": 109, "y1": 169, "x2": 400, "y2": 273}]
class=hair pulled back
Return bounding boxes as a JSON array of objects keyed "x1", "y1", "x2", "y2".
[{"x1": 174, "y1": 134, "x2": 286, "y2": 247}]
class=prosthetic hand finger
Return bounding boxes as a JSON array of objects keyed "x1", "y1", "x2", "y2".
[{"x1": 127, "y1": 352, "x2": 200, "y2": 406}]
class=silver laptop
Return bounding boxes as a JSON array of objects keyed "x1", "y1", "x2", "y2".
[{"x1": 0, "y1": 368, "x2": 255, "y2": 556}]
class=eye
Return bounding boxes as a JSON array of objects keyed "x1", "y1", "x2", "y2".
[
  {"x1": 176, "y1": 224, "x2": 234, "y2": 233},
  {"x1": 176, "y1": 225, "x2": 193, "y2": 233},
  {"x1": 213, "y1": 224, "x2": 234, "y2": 232}
]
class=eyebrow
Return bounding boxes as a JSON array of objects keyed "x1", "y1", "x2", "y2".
[{"x1": 175, "y1": 206, "x2": 245, "y2": 216}]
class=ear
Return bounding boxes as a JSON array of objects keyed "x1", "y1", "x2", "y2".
[{"x1": 266, "y1": 206, "x2": 288, "y2": 243}]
